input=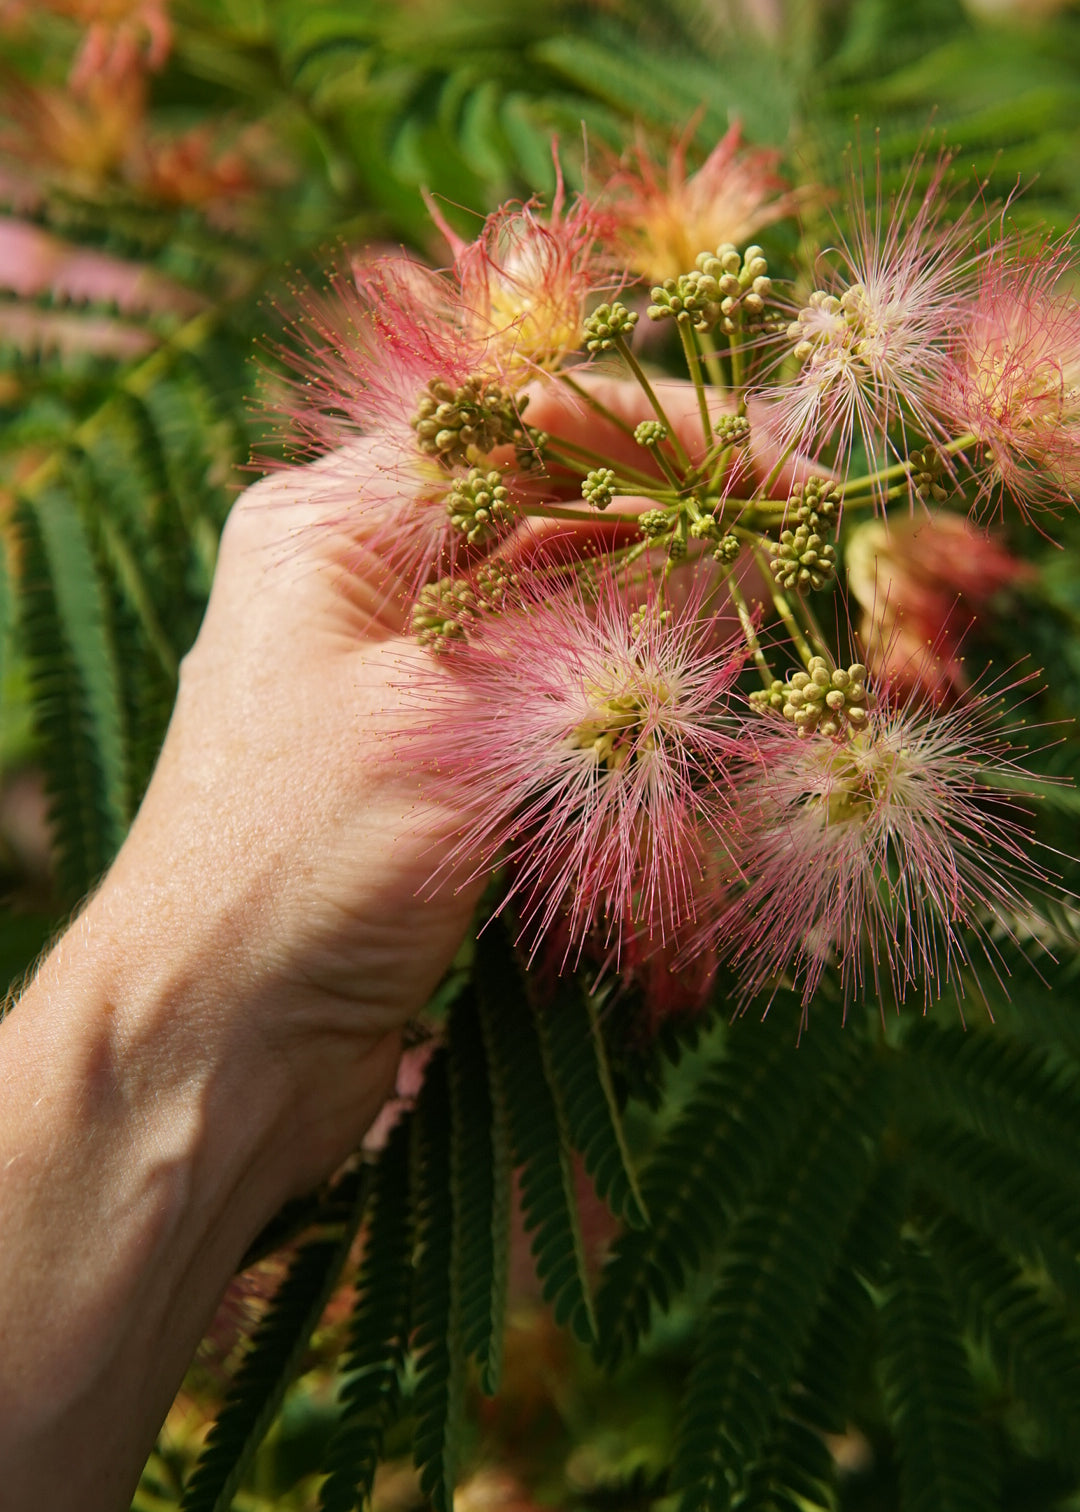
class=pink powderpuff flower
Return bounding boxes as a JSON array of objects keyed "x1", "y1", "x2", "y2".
[
  {"x1": 711, "y1": 668, "x2": 1051, "y2": 1016},
  {"x1": 937, "y1": 237, "x2": 1080, "y2": 516},
  {"x1": 765, "y1": 147, "x2": 982, "y2": 489},
  {"x1": 846, "y1": 511, "x2": 1034, "y2": 698},
  {"x1": 603, "y1": 120, "x2": 800, "y2": 286},
  {"x1": 429, "y1": 174, "x2": 611, "y2": 377},
  {"x1": 403, "y1": 572, "x2": 749, "y2": 956},
  {"x1": 271, "y1": 257, "x2": 524, "y2": 595}
]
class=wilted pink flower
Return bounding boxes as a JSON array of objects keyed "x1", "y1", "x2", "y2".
[
  {"x1": 432, "y1": 174, "x2": 610, "y2": 375},
  {"x1": 272, "y1": 258, "x2": 523, "y2": 593},
  {"x1": 846, "y1": 512, "x2": 1033, "y2": 697},
  {"x1": 712, "y1": 671, "x2": 1049, "y2": 1014},
  {"x1": 938, "y1": 238, "x2": 1080, "y2": 515},
  {"x1": 604, "y1": 120, "x2": 799, "y2": 285},
  {"x1": 404, "y1": 573, "x2": 748, "y2": 954},
  {"x1": 767, "y1": 149, "x2": 980, "y2": 486}
]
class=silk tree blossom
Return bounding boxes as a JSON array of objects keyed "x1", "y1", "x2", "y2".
[
  {"x1": 431, "y1": 180, "x2": 610, "y2": 376},
  {"x1": 846, "y1": 512, "x2": 1033, "y2": 698},
  {"x1": 605, "y1": 120, "x2": 799, "y2": 286},
  {"x1": 710, "y1": 671, "x2": 1050, "y2": 1014},
  {"x1": 767, "y1": 150, "x2": 980, "y2": 487},
  {"x1": 403, "y1": 573, "x2": 749, "y2": 954},
  {"x1": 938, "y1": 239, "x2": 1080, "y2": 515},
  {"x1": 274, "y1": 258, "x2": 526, "y2": 593}
]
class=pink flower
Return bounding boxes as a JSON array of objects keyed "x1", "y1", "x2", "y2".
[
  {"x1": 604, "y1": 120, "x2": 799, "y2": 285},
  {"x1": 403, "y1": 572, "x2": 748, "y2": 954},
  {"x1": 765, "y1": 149, "x2": 980, "y2": 487},
  {"x1": 712, "y1": 670, "x2": 1050, "y2": 1015},
  {"x1": 938, "y1": 237, "x2": 1080, "y2": 516},
  {"x1": 432, "y1": 175, "x2": 611, "y2": 375},
  {"x1": 271, "y1": 258, "x2": 524, "y2": 594},
  {"x1": 846, "y1": 511, "x2": 1033, "y2": 698}
]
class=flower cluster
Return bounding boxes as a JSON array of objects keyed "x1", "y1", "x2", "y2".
[{"x1": 275, "y1": 128, "x2": 1075, "y2": 1021}]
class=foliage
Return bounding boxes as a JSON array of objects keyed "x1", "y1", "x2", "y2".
[{"x1": 4, "y1": 1, "x2": 1080, "y2": 1510}]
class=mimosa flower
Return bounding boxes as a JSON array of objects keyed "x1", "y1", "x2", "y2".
[
  {"x1": 766, "y1": 150, "x2": 979, "y2": 486},
  {"x1": 605, "y1": 120, "x2": 799, "y2": 286},
  {"x1": 938, "y1": 239, "x2": 1080, "y2": 515},
  {"x1": 272, "y1": 258, "x2": 524, "y2": 593},
  {"x1": 846, "y1": 512, "x2": 1033, "y2": 697},
  {"x1": 713, "y1": 672, "x2": 1049, "y2": 1013},
  {"x1": 431, "y1": 177, "x2": 609, "y2": 375},
  {"x1": 403, "y1": 574, "x2": 748, "y2": 953}
]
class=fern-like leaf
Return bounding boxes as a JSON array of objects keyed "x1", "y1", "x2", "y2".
[
  {"x1": 669, "y1": 1051, "x2": 881, "y2": 1512},
  {"x1": 536, "y1": 975, "x2": 647, "y2": 1230},
  {"x1": 930, "y1": 1212, "x2": 1080, "y2": 1474},
  {"x1": 595, "y1": 1010, "x2": 846, "y2": 1367},
  {"x1": 476, "y1": 922, "x2": 597, "y2": 1344},
  {"x1": 909, "y1": 1124, "x2": 1080, "y2": 1302},
  {"x1": 180, "y1": 1167, "x2": 369, "y2": 1512},
  {"x1": 13, "y1": 485, "x2": 129, "y2": 898},
  {"x1": 878, "y1": 1236, "x2": 999, "y2": 1512},
  {"x1": 448, "y1": 988, "x2": 511, "y2": 1396},
  {"x1": 319, "y1": 1116, "x2": 414, "y2": 1512},
  {"x1": 410, "y1": 1050, "x2": 465, "y2": 1512}
]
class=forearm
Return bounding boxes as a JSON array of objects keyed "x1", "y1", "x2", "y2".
[{"x1": 0, "y1": 881, "x2": 328, "y2": 1509}]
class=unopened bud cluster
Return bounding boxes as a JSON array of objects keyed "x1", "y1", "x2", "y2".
[
  {"x1": 713, "y1": 533, "x2": 741, "y2": 564},
  {"x1": 634, "y1": 420, "x2": 668, "y2": 447},
  {"x1": 750, "y1": 656, "x2": 872, "y2": 738},
  {"x1": 647, "y1": 245, "x2": 772, "y2": 336},
  {"x1": 909, "y1": 445, "x2": 950, "y2": 504},
  {"x1": 648, "y1": 270, "x2": 723, "y2": 332},
  {"x1": 789, "y1": 284, "x2": 877, "y2": 364},
  {"x1": 638, "y1": 509, "x2": 670, "y2": 539},
  {"x1": 769, "y1": 478, "x2": 840, "y2": 592},
  {"x1": 583, "y1": 468, "x2": 616, "y2": 509},
  {"x1": 411, "y1": 377, "x2": 523, "y2": 467},
  {"x1": 698, "y1": 244, "x2": 773, "y2": 335},
  {"x1": 447, "y1": 469, "x2": 514, "y2": 545},
  {"x1": 714, "y1": 414, "x2": 751, "y2": 448},
  {"x1": 412, "y1": 577, "x2": 478, "y2": 652},
  {"x1": 584, "y1": 302, "x2": 639, "y2": 354},
  {"x1": 411, "y1": 561, "x2": 517, "y2": 650}
]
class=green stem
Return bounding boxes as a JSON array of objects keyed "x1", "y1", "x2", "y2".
[
  {"x1": 697, "y1": 328, "x2": 726, "y2": 388},
  {"x1": 641, "y1": 441, "x2": 684, "y2": 492},
  {"x1": 743, "y1": 537, "x2": 816, "y2": 666},
  {"x1": 727, "y1": 321, "x2": 745, "y2": 407},
  {"x1": 753, "y1": 437, "x2": 799, "y2": 505},
  {"x1": 519, "y1": 504, "x2": 649, "y2": 525},
  {"x1": 554, "y1": 371, "x2": 639, "y2": 440},
  {"x1": 843, "y1": 432, "x2": 977, "y2": 496},
  {"x1": 726, "y1": 573, "x2": 773, "y2": 685},
  {"x1": 541, "y1": 438, "x2": 659, "y2": 489},
  {"x1": 613, "y1": 334, "x2": 691, "y2": 469},
  {"x1": 677, "y1": 321, "x2": 714, "y2": 450}
]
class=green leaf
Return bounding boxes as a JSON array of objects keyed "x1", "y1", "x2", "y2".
[
  {"x1": 319, "y1": 1117, "x2": 414, "y2": 1512},
  {"x1": 448, "y1": 989, "x2": 511, "y2": 1396},
  {"x1": 411, "y1": 1050, "x2": 465, "y2": 1512},
  {"x1": 931, "y1": 1213, "x2": 1080, "y2": 1475},
  {"x1": 879, "y1": 1237, "x2": 999, "y2": 1512},
  {"x1": 670, "y1": 1052, "x2": 882, "y2": 1512},
  {"x1": 536, "y1": 975, "x2": 647, "y2": 1230},
  {"x1": 595, "y1": 1009, "x2": 847, "y2": 1367},
  {"x1": 180, "y1": 1168, "x2": 369, "y2": 1512},
  {"x1": 13, "y1": 486, "x2": 129, "y2": 897},
  {"x1": 476, "y1": 922, "x2": 597, "y2": 1344}
]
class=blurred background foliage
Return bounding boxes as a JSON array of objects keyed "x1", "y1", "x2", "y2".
[{"x1": 5, "y1": 0, "x2": 1080, "y2": 1508}]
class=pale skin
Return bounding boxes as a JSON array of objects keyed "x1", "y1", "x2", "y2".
[{"x1": 0, "y1": 378, "x2": 799, "y2": 1508}]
